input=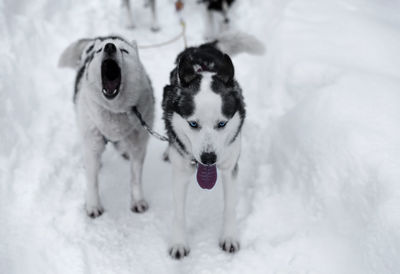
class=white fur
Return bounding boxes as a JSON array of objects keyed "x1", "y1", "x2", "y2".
[
  {"x1": 58, "y1": 38, "x2": 92, "y2": 69},
  {"x1": 216, "y1": 31, "x2": 266, "y2": 56}
]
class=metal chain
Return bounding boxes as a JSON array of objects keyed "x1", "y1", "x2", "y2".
[
  {"x1": 132, "y1": 106, "x2": 197, "y2": 164},
  {"x1": 131, "y1": 106, "x2": 169, "y2": 142}
]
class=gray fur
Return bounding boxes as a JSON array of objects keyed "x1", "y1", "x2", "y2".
[{"x1": 59, "y1": 36, "x2": 154, "y2": 217}]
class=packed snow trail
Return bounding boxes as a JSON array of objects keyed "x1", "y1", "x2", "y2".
[{"x1": 1, "y1": 0, "x2": 400, "y2": 273}]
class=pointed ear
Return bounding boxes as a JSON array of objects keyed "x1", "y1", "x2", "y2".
[
  {"x1": 178, "y1": 56, "x2": 197, "y2": 86},
  {"x1": 217, "y1": 54, "x2": 234, "y2": 84},
  {"x1": 58, "y1": 38, "x2": 93, "y2": 69}
]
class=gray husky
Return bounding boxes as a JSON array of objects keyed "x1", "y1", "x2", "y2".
[
  {"x1": 162, "y1": 32, "x2": 264, "y2": 259},
  {"x1": 59, "y1": 36, "x2": 154, "y2": 217}
]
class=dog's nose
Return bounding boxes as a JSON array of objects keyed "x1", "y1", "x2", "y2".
[
  {"x1": 200, "y1": 152, "x2": 217, "y2": 165},
  {"x1": 104, "y1": 43, "x2": 116, "y2": 55}
]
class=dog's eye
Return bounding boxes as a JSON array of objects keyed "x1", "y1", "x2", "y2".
[
  {"x1": 217, "y1": 121, "x2": 228, "y2": 128},
  {"x1": 121, "y1": 49, "x2": 129, "y2": 54},
  {"x1": 188, "y1": 121, "x2": 199, "y2": 128}
]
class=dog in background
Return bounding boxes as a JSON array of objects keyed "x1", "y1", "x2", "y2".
[
  {"x1": 199, "y1": 0, "x2": 236, "y2": 39},
  {"x1": 162, "y1": 31, "x2": 264, "y2": 259},
  {"x1": 175, "y1": 0, "x2": 235, "y2": 39},
  {"x1": 59, "y1": 36, "x2": 154, "y2": 217},
  {"x1": 122, "y1": 0, "x2": 160, "y2": 31}
]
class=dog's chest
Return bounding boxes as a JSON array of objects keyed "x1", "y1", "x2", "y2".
[{"x1": 85, "y1": 102, "x2": 139, "y2": 142}]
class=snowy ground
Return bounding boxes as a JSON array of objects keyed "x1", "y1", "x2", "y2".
[{"x1": 1, "y1": 0, "x2": 400, "y2": 273}]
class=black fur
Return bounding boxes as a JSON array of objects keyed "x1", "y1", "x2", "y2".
[
  {"x1": 85, "y1": 44, "x2": 94, "y2": 54},
  {"x1": 74, "y1": 49, "x2": 95, "y2": 102},
  {"x1": 74, "y1": 66, "x2": 85, "y2": 102},
  {"x1": 211, "y1": 75, "x2": 245, "y2": 143},
  {"x1": 199, "y1": 0, "x2": 235, "y2": 12},
  {"x1": 162, "y1": 42, "x2": 246, "y2": 152}
]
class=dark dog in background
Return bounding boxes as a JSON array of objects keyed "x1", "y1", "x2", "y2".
[{"x1": 199, "y1": 0, "x2": 236, "y2": 39}]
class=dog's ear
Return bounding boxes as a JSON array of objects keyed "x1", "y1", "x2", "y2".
[
  {"x1": 58, "y1": 38, "x2": 93, "y2": 69},
  {"x1": 178, "y1": 56, "x2": 197, "y2": 86},
  {"x1": 130, "y1": 40, "x2": 139, "y2": 52},
  {"x1": 216, "y1": 54, "x2": 234, "y2": 84}
]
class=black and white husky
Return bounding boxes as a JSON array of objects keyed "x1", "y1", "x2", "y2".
[
  {"x1": 59, "y1": 36, "x2": 154, "y2": 217},
  {"x1": 162, "y1": 32, "x2": 264, "y2": 258}
]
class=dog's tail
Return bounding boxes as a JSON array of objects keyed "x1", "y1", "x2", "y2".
[{"x1": 213, "y1": 31, "x2": 266, "y2": 56}]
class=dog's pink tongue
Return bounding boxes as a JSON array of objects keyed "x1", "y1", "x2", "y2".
[
  {"x1": 103, "y1": 78, "x2": 119, "y2": 92},
  {"x1": 196, "y1": 164, "x2": 217, "y2": 190}
]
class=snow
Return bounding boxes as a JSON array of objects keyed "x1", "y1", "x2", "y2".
[{"x1": 1, "y1": 0, "x2": 400, "y2": 273}]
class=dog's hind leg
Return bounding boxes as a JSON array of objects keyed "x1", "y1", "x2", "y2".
[
  {"x1": 112, "y1": 141, "x2": 130, "y2": 160},
  {"x1": 219, "y1": 165, "x2": 240, "y2": 253},
  {"x1": 148, "y1": 0, "x2": 160, "y2": 32},
  {"x1": 162, "y1": 146, "x2": 170, "y2": 162},
  {"x1": 83, "y1": 132, "x2": 106, "y2": 218},
  {"x1": 219, "y1": 0, "x2": 231, "y2": 32}
]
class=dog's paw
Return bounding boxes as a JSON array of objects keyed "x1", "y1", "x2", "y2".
[
  {"x1": 219, "y1": 237, "x2": 240, "y2": 253},
  {"x1": 125, "y1": 22, "x2": 135, "y2": 29},
  {"x1": 86, "y1": 204, "x2": 104, "y2": 218},
  {"x1": 169, "y1": 244, "x2": 190, "y2": 259},
  {"x1": 162, "y1": 152, "x2": 170, "y2": 162},
  {"x1": 150, "y1": 24, "x2": 160, "y2": 32},
  {"x1": 150, "y1": 22, "x2": 160, "y2": 32},
  {"x1": 131, "y1": 200, "x2": 149, "y2": 213}
]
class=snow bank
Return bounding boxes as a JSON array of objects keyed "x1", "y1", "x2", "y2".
[{"x1": 1, "y1": 0, "x2": 400, "y2": 273}]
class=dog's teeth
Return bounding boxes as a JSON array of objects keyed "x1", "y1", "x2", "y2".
[
  {"x1": 112, "y1": 89, "x2": 117, "y2": 94},
  {"x1": 102, "y1": 88, "x2": 107, "y2": 93}
]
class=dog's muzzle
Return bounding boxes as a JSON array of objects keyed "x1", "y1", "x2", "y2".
[{"x1": 101, "y1": 58, "x2": 121, "y2": 100}]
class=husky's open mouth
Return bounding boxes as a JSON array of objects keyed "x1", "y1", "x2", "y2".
[{"x1": 101, "y1": 59, "x2": 121, "y2": 99}]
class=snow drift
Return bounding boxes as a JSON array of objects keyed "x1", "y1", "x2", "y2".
[{"x1": 1, "y1": 0, "x2": 400, "y2": 273}]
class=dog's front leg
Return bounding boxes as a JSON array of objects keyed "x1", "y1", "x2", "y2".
[
  {"x1": 219, "y1": 165, "x2": 240, "y2": 253},
  {"x1": 169, "y1": 159, "x2": 193, "y2": 259},
  {"x1": 129, "y1": 146, "x2": 148, "y2": 213},
  {"x1": 122, "y1": 0, "x2": 135, "y2": 28},
  {"x1": 204, "y1": 10, "x2": 216, "y2": 40},
  {"x1": 148, "y1": 0, "x2": 160, "y2": 32},
  {"x1": 83, "y1": 135, "x2": 106, "y2": 218}
]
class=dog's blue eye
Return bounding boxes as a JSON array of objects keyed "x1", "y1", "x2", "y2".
[
  {"x1": 218, "y1": 121, "x2": 227, "y2": 128},
  {"x1": 188, "y1": 121, "x2": 199, "y2": 128}
]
